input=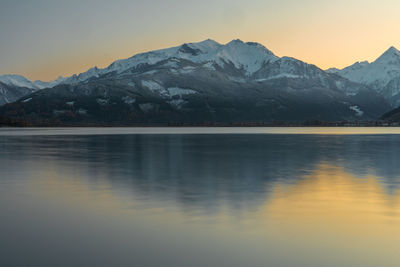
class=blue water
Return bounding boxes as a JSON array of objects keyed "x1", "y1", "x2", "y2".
[{"x1": 1, "y1": 128, "x2": 400, "y2": 267}]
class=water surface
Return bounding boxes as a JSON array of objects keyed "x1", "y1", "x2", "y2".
[{"x1": 1, "y1": 128, "x2": 400, "y2": 266}]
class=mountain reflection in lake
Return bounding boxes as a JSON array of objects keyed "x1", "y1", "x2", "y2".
[{"x1": 1, "y1": 131, "x2": 400, "y2": 267}]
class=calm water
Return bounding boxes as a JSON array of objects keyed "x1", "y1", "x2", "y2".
[{"x1": 1, "y1": 128, "x2": 400, "y2": 267}]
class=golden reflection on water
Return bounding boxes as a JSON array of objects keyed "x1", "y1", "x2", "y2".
[
  {"x1": 31, "y1": 162, "x2": 400, "y2": 227},
  {"x1": 265, "y1": 164, "x2": 400, "y2": 224},
  {"x1": 7, "y1": 132, "x2": 400, "y2": 267},
  {"x1": 25, "y1": 161, "x2": 400, "y2": 266},
  {"x1": 256, "y1": 164, "x2": 400, "y2": 265}
]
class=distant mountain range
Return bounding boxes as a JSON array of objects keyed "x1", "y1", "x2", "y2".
[
  {"x1": 0, "y1": 39, "x2": 398, "y2": 125},
  {"x1": 328, "y1": 46, "x2": 400, "y2": 107}
]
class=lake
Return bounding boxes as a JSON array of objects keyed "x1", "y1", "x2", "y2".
[{"x1": 1, "y1": 127, "x2": 400, "y2": 267}]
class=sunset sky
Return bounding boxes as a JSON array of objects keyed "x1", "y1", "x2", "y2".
[{"x1": 1, "y1": 0, "x2": 400, "y2": 81}]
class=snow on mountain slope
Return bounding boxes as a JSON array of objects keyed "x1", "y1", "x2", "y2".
[
  {"x1": 0, "y1": 74, "x2": 39, "y2": 89},
  {"x1": 4, "y1": 41, "x2": 400, "y2": 96},
  {"x1": 331, "y1": 46, "x2": 400, "y2": 106},
  {"x1": 0, "y1": 39, "x2": 317, "y2": 92},
  {"x1": 214, "y1": 40, "x2": 278, "y2": 75},
  {"x1": 332, "y1": 47, "x2": 400, "y2": 91},
  {"x1": 0, "y1": 74, "x2": 66, "y2": 90},
  {"x1": 63, "y1": 39, "x2": 279, "y2": 83},
  {"x1": 0, "y1": 82, "x2": 35, "y2": 106},
  {"x1": 2, "y1": 39, "x2": 396, "y2": 112},
  {"x1": 33, "y1": 76, "x2": 67, "y2": 89},
  {"x1": 1, "y1": 38, "x2": 392, "y2": 124},
  {"x1": 252, "y1": 56, "x2": 332, "y2": 87},
  {"x1": 0, "y1": 39, "x2": 286, "y2": 107},
  {"x1": 87, "y1": 39, "x2": 222, "y2": 77},
  {"x1": 0, "y1": 74, "x2": 67, "y2": 106}
]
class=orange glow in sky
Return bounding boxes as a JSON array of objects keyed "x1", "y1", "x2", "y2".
[{"x1": 1, "y1": 0, "x2": 400, "y2": 81}]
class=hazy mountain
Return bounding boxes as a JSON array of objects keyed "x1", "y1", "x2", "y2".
[
  {"x1": 329, "y1": 46, "x2": 400, "y2": 107},
  {"x1": 0, "y1": 39, "x2": 391, "y2": 125},
  {"x1": 0, "y1": 74, "x2": 66, "y2": 106},
  {"x1": 0, "y1": 81, "x2": 36, "y2": 106},
  {"x1": 0, "y1": 74, "x2": 66, "y2": 90}
]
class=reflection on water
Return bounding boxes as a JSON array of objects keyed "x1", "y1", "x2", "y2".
[{"x1": 1, "y1": 131, "x2": 400, "y2": 267}]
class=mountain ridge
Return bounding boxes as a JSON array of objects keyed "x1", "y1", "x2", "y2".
[
  {"x1": 329, "y1": 46, "x2": 400, "y2": 107},
  {"x1": 1, "y1": 39, "x2": 278, "y2": 88},
  {"x1": 0, "y1": 39, "x2": 394, "y2": 125}
]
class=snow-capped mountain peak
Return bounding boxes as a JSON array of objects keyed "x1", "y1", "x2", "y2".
[
  {"x1": 375, "y1": 46, "x2": 400, "y2": 65},
  {"x1": 333, "y1": 46, "x2": 400, "y2": 84},
  {"x1": 58, "y1": 39, "x2": 280, "y2": 82},
  {"x1": 215, "y1": 39, "x2": 278, "y2": 74},
  {"x1": 1, "y1": 39, "x2": 393, "y2": 121},
  {"x1": 0, "y1": 74, "x2": 38, "y2": 89},
  {"x1": 382, "y1": 46, "x2": 400, "y2": 56},
  {"x1": 0, "y1": 38, "x2": 280, "y2": 95},
  {"x1": 0, "y1": 74, "x2": 68, "y2": 90},
  {"x1": 184, "y1": 39, "x2": 221, "y2": 53},
  {"x1": 331, "y1": 45, "x2": 400, "y2": 106},
  {"x1": 33, "y1": 76, "x2": 67, "y2": 89}
]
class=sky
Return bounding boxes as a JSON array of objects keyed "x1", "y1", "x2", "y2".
[{"x1": 1, "y1": 0, "x2": 400, "y2": 81}]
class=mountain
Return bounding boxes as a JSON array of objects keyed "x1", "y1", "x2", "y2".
[
  {"x1": 0, "y1": 74, "x2": 66, "y2": 90},
  {"x1": 330, "y1": 46, "x2": 400, "y2": 107},
  {"x1": 0, "y1": 39, "x2": 276, "y2": 105},
  {"x1": 0, "y1": 39, "x2": 391, "y2": 126},
  {"x1": 59, "y1": 39, "x2": 279, "y2": 84},
  {"x1": 0, "y1": 74, "x2": 67, "y2": 105},
  {"x1": 0, "y1": 81, "x2": 36, "y2": 106}
]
